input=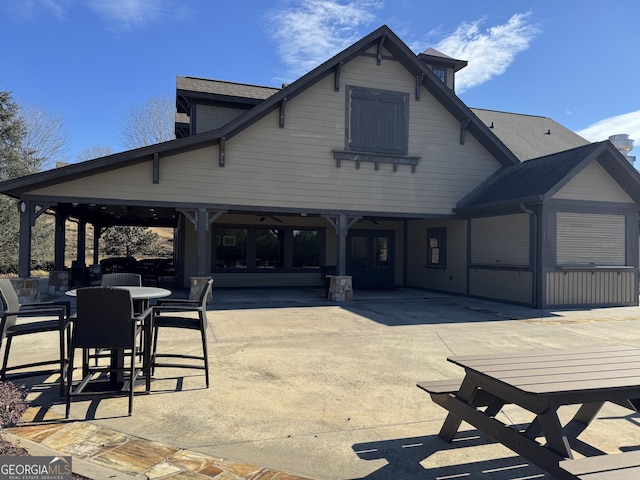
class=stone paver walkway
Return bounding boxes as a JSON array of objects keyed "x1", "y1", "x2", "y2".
[{"x1": 8, "y1": 407, "x2": 313, "y2": 480}]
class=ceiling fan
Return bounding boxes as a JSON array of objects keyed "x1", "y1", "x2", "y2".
[{"x1": 258, "y1": 213, "x2": 283, "y2": 223}]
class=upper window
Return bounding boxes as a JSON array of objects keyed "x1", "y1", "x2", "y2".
[
  {"x1": 432, "y1": 67, "x2": 446, "y2": 83},
  {"x1": 347, "y1": 86, "x2": 409, "y2": 155},
  {"x1": 427, "y1": 227, "x2": 447, "y2": 268}
]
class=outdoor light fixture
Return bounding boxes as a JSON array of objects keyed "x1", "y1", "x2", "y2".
[{"x1": 17, "y1": 200, "x2": 26, "y2": 213}]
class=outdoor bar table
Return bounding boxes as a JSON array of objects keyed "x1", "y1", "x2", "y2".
[
  {"x1": 65, "y1": 286, "x2": 171, "y2": 385},
  {"x1": 419, "y1": 346, "x2": 640, "y2": 480},
  {"x1": 65, "y1": 285, "x2": 172, "y2": 300}
]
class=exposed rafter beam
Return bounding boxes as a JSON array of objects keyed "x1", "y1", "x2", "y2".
[
  {"x1": 460, "y1": 118, "x2": 471, "y2": 145},
  {"x1": 416, "y1": 73, "x2": 424, "y2": 101},
  {"x1": 153, "y1": 152, "x2": 159, "y2": 184},
  {"x1": 219, "y1": 137, "x2": 226, "y2": 167}
]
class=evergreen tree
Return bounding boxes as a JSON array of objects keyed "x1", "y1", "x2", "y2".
[
  {"x1": 0, "y1": 90, "x2": 61, "y2": 273},
  {"x1": 101, "y1": 226, "x2": 160, "y2": 258}
]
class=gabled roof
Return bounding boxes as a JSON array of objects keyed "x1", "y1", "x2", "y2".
[
  {"x1": 471, "y1": 109, "x2": 590, "y2": 161},
  {"x1": 418, "y1": 47, "x2": 468, "y2": 72},
  {"x1": 0, "y1": 25, "x2": 519, "y2": 196},
  {"x1": 456, "y1": 141, "x2": 640, "y2": 212}
]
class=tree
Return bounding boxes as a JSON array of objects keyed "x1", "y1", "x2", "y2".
[
  {"x1": 20, "y1": 104, "x2": 70, "y2": 171},
  {"x1": 118, "y1": 94, "x2": 175, "y2": 150},
  {"x1": 77, "y1": 145, "x2": 115, "y2": 162},
  {"x1": 0, "y1": 91, "x2": 68, "y2": 273},
  {"x1": 101, "y1": 226, "x2": 161, "y2": 258},
  {"x1": 0, "y1": 91, "x2": 29, "y2": 272},
  {"x1": 102, "y1": 95, "x2": 175, "y2": 261}
]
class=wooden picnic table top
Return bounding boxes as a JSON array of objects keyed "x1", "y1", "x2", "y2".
[{"x1": 448, "y1": 345, "x2": 640, "y2": 395}]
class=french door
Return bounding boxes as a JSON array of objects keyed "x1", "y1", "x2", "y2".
[{"x1": 347, "y1": 230, "x2": 395, "y2": 289}]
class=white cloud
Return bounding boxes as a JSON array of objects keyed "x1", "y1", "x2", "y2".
[
  {"x1": 88, "y1": 0, "x2": 190, "y2": 31},
  {"x1": 577, "y1": 110, "x2": 640, "y2": 154},
  {"x1": 433, "y1": 12, "x2": 540, "y2": 93},
  {"x1": 265, "y1": 0, "x2": 382, "y2": 81},
  {"x1": 3, "y1": 0, "x2": 70, "y2": 21}
]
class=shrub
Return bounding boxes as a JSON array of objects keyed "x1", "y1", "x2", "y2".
[{"x1": 0, "y1": 381, "x2": 28, "y2": 455}]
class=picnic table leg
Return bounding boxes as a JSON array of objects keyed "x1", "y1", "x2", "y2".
[
  {"x1": 537, "y1": 408, "x2": 573, "y2": 459},
  {"x1": 571, "y1": 402, "x2": 604, "y2": 425},
  {"x1": 438, "y1": 409, "x2": 463, "y2": 442},
  {"x1": 437, "y1": 377, "x2": 482, "y2": 442}
]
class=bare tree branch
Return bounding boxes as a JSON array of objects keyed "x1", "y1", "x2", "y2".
[{"x1": 118, "y1": 94, "x2": 175, "y2": 149}]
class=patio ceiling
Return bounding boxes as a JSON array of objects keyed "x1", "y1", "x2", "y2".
[{"x1": 62, "y1": 202, "x2": 180, "y2": 228}]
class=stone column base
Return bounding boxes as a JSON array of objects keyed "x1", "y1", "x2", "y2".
[
  {"x1": 48, "y1": 271, "x2": 70, "y2": 297},
  {"x1": 189, "y1": 276, "x2": 213, "y2": 304},
  {"x1": 327, "y1": 275, "x2": 353, "y2": 301},
  {"x1": 10, "y1": 277, "x2": 41, "y2": 304}
]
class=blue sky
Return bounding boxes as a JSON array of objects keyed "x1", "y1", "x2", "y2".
[{"x1": 2, "y1": 0, "x2": 639, "y2": 163}]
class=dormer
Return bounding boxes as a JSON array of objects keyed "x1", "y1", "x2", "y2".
[
  {"x1": 175, "y1": 76, "x2": 280, "y2": 138},
  {"x1": 418, "y1": 48, "x2": 468, "y2": 92}
]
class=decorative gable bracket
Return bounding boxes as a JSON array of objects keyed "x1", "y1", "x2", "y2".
[
  {"x1": 460, "y1": 118, "x2": 471, "y2": 145},
  {"x1": 333, "y1": 150, "x2": 420, "y2": 173}
]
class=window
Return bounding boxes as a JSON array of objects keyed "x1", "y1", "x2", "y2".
[
  {"x1": 347, "y1": 86, "x2": 408, "y2": 155},
  {"x1": 293, "y1": 230, "x2": 321, "y2": 268},
  {"x1": 427, "y1": 227, "x2": 447, "y2": 267},
  {"x1": 213, "y1": 226, "x2": 323, "y2": 271},
  {"x1": 256, "y1": 229, "x2": 285, "y2": 268},
  {"x1": 373, "y1": 236, "x2": 389, "y2": 269},
  {"x1": 432, "y1": 67, "x2": 446, "y2": 83},
  {"x1": 215, "y1": 228, "x2": 248, "y2": 269}
]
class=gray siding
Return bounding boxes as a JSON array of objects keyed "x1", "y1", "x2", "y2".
[
  {"x1": 195, "y1": 104, "x2": 247, "y2": 133},
  {"x1": 469, "y1": 268, "x2": 532, "y2": 304},
  {"x1": 406, "y1": 219, "x2": 467, "y2": 293},
  {"x1": 546, "y1": 270, "x2": 636, "y2": 306}
]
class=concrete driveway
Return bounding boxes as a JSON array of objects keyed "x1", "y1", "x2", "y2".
[{"x1": 7, "y1": 287, "x2": 640, "y2": 479}]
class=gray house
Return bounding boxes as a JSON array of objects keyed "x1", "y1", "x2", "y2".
[{"x1": 1, "y1": 25, "x2": 640, "y2": 308}]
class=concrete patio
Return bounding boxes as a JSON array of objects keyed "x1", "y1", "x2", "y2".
[{"x1": 4, "y1": 287, "x2": 640, "y2": 479}]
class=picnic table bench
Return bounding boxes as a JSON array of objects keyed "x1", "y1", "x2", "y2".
[
  {"x1": 559, "y1": 451, "x2": 640, "y2": 479},
  {"x1": 418, "y1": 346, "x2": 640, "y2": 480}
]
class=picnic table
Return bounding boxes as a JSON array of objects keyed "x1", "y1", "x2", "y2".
[{"x1": 418, "y1": 346, "x2": 640, "y2": 480}]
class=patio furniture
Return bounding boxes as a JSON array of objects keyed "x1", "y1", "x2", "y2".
[
  {"x1": 101, "y1": 272, "x2": 144, "y2": 314},
  {"x1": 418, "y1": 346, "x2": 640, "y2": 480},
  {"x1": 151, "y1": 278, "x2": 213, "y2": 388},
  {"x1": 101, "y1": 272, "x2": 142, "y2": 287},
  {"x1": 560, "y1": 451, "x2": 640, "y2": 479},
  {"x1": 0, "y1": 278, "x2": 71, "y2": 397},
  {"x1": 65, "y1": 287, "x2": 152, "y2": 417}
]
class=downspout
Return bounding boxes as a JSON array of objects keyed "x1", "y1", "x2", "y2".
[{"x1": 520, "y1": 203, "x2": 537, "y2": 308}]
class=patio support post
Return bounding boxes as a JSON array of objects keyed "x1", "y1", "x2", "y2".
[
  {"x1": 54, "y1": 207, "x2": 67, "y2": 271},
  {"x1": 338, "y1": 214, "x2": 347, "y2": 276},
  {"x1": 18, "y1": 200, "x2": 33, "y2": 278},
  {"x1": 322, "y1": 214, "x2": 361, "y2": 276},
  {"x1": 76, "y1": 219, "x2": 87, "y2": 266},
  {"x1": 92, "y1": 223, "x2": 101, "y2": 265},
  {"x1": 196, "y1": 207, "x2": 207, "y2": 276}
]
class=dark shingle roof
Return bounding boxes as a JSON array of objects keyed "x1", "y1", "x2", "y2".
[
  {"x1": 456, "y1": 142, "x2": 605, "y2": 210},
  {"x1": 471, "y1": 109, "x2": 589, "y2": 161},
  {"x1": 176, "y1": 76, "x2": 280, "y2": 100}
]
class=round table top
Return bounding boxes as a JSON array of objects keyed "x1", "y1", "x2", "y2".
[{"x1": 66, "y1": 286, "x2": 172, "y2": 299}]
